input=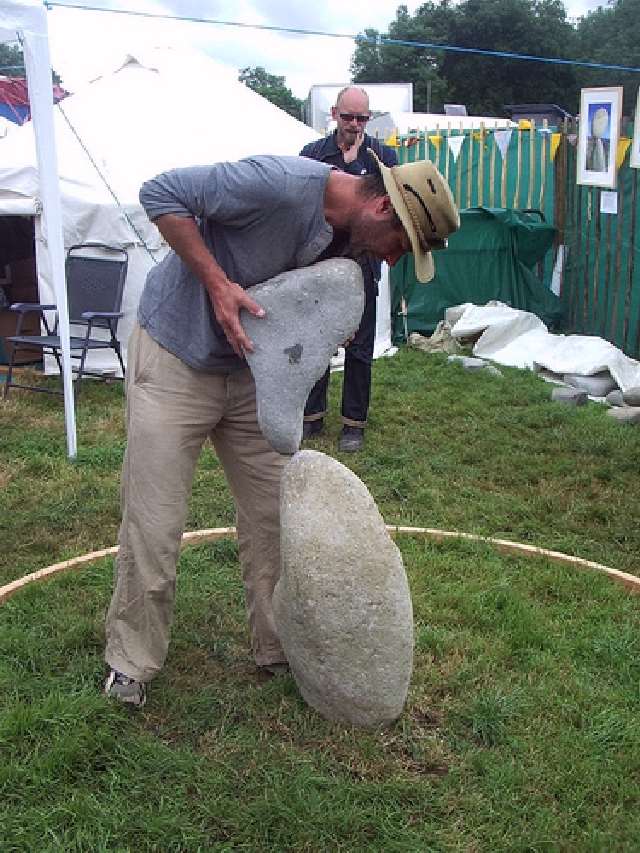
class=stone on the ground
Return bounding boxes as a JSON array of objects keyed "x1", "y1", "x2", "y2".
[
  {"x1": 551, "y1": 386, "x2": 588, "y2": 406},
  {"x1": 622, "y1": 386, "x2": 640, "y2": 406},
  {"x1": 485, "y1": 365, "x2": 503, "y2": 377},
  {"x1": 605, "y1": 389, "x2": 625, "y2": 407},
  {"x1": 607, "y1": 406, "x2": 640, "y2": 425},
  {"x1": 273, "y1": 449, "x2": 414, "y2": 728},
  {"x1": 447, "y1": 355, "x2": 487, "y2": 370},
  {"x1": 243, "y1": 260, "x2": 364, "y2": 454},
  {"x1": 563, "y1": 371, "x2": 617, "y2": 397},
  {"x1": 447, "y1": 355, "x2": 502, "y2": 375}
]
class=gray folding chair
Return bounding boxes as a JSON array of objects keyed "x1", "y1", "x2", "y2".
[{"x1": 3, "y1": 243, "x2": 128, "y2": 398}]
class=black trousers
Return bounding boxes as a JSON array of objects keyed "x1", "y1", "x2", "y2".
[{"x1": 304, "y1": 271, "x2": 377, "y2": 428}]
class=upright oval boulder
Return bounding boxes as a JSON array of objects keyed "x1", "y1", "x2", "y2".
[{"x1": 273, "y1": 450, "x2": 414, "y2": 728}]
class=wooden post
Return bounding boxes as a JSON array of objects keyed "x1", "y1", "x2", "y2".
[
  {"x1": 478, "y1": 123, "x2": 485, "y2": 207},
  {"x1": 489, "y1": 123, "x2": 496, "y2": 207},
  {"x1": 514, "y1": 126, "x2": 522, "y2": 208},
  {"x1": 610, "y1": 159, "x2": 627, "y2": 343},
  {"x1": 455, "y1": 127, "x2": 463, "y2": 209},
  {"x1": 623, "y1": 168, "x2": 638, "y2": 352},
  {"x1": 539, "y1": 119, "x2": 548, "y2": 212},
  {"x1": 500, "y1": 125, "x2": 508, "y2": 208},
  {"x1": 441, "y1": 122, "x2": 447, "y2": 182},
  {"x1": 527, "y1": 118, "x2": 536, "y2": 210},
  {"x1": 466, "y1": 127, "x2": 473, "y2": 207}
]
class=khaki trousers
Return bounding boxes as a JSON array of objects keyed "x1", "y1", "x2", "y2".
[{"x1": 105, "y1": 325, "x2": 288, "y2": 682}]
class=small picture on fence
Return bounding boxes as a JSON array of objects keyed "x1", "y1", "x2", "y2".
[
  {"x1": 631, "y1": 88, "x2": 640, "y2": 169},
  {"x1": 577, "y1": 87, "x2": 623, "y2": 188}
]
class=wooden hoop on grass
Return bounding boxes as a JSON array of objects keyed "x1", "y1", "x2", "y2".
[{"x1": 1, "y1": 525, "x2": 638, "y2": 606}]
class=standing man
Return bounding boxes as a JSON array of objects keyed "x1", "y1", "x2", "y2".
[
  {"x1": 104, "y1": 153, "x2": 458, "y2": 707},
  {"x1": 299, "y1": 86, "x2": 398, "y2": 453}
]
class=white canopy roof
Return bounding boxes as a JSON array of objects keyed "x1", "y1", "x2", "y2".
[{"x1": 0, "y1": 47, "x2": 319, "y2": 247}]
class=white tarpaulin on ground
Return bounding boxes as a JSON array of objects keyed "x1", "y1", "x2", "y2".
[{"x1": 446, "y1": 302, "x2": 640, "y2": 392}]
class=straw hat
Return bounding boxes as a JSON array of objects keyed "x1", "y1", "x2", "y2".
[{"x1": 369, "y1": 150, "x2": 460, "y2": 283}]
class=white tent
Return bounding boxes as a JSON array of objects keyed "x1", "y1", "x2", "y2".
[{"x1": 0, "y1": 47, "x2": 322, "y2": 378}]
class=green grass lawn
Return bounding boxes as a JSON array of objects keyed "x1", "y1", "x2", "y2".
[{"x1": 1, "y1": 351, "x2": 639, "y2": 851}]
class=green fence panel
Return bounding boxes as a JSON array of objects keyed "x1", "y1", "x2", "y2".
[
  {"x1": 389, "y1": 208, "x2": 563, "y2": 344},
  {"x1": 392, "y1": 123, "x2": 640, "y2": 357},
  {"x1": 562, "y1": 138, "x2": 640, "y2": 358}
]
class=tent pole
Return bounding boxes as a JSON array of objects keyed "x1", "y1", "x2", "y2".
[{"x1": 19, "y1": 10, "x2": 77, "y2": 458}]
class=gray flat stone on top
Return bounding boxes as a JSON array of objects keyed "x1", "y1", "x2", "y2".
[
  {"x1": 551, "y1": 386, "x2": 588, "y2": 406},
  {"x1": 605, "y1": 390, "x2": 625, "y2": 407},
  {"x1": 622, "y1": 386, "x2": 640, "y2": 406},
  {"x1": 274, "y1": 449, "x2": 414, "y2": 728},
  {"x1": 243, "y1": 259, "x2": 364, "y2": 454},
  {"x1": 607, "y1": 406, "x2": 640, "y2": 425}
]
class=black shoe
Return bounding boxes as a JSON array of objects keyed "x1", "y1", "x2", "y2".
[
  {"x1": 104, "y1": 669, "x2": 147, "y2": 708},
  {"x1": 302, "y1": 419, "x2": 324, "y2": 440},
  {"x1": 338, "y1": 426, "x2": 364, "y2": 453}
]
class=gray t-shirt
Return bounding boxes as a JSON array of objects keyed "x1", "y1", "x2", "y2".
[{"x1": 138, "y1": 155, "x2": 334, "y2": 372}]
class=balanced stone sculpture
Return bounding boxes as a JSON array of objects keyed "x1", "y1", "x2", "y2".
[
  {"x1": 273, "y1": 449, "x2": 414, "y2": 728},
  {"x1": 242, "y1": 259, "x2": 364, "y2": 454}
]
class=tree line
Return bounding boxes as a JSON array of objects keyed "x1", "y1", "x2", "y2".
[
  {"x1": 350, "y1": 0, "x2": 640, "y2": 117},
  {"x1": 3, "y1": 0, "x2": 638, "y2": 122}
]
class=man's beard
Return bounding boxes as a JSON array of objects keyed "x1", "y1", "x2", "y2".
[{"x1": 339, "y1": 241, "x2": 367, "y2": 265}]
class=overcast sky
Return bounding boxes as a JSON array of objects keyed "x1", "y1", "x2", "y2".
[{"x1": 44, "y1": 0, "x2": 609, "y2": 99}]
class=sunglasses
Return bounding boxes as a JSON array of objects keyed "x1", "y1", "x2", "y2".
[{"x1": 339, "y1": 113, "x2": 370, "y2": 123}]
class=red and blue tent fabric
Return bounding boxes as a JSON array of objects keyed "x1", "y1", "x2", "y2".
[{"x1": 0, "y1": 76, "x2": 66, "y2": 124}]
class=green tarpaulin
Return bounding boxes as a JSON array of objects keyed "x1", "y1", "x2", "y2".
[{"x1": 390, "y1": 207, "x2": 564, "y2": 344}]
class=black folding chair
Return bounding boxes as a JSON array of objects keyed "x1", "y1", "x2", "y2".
[{"x1": 3, "y1": 242, "x2": 128, "y2": 398}]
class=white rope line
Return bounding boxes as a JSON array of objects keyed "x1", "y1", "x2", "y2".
[{"x1": 1, "y1": 525, "x2": 638, "y2": 605}]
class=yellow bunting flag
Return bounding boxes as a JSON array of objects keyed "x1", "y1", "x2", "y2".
[
  {"x1": 385, "y1": 132, "x2": 399, "y2": 147},
  {"x1": 428, "y1": 134, "x2": 443, "y2": 147},
  {"x1": 550, "y1": 133, "x2": 562, "y2": 161},
  {"x1": 616, "y1": 137, "x2": 632, "y2": 169},
  {"x1": 518, "y1": 119, "x2": 532, "y2": 130}
]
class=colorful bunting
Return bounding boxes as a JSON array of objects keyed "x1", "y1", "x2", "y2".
[
  {"x1": 447, "y1": 135, "x2": 465, "y2": 162},
  {"x1": 616, "y1": 137, "x2": 631, "y2": 169},
  {"x1": 493, "y1": 129, "x2": 512, "y2": 159}
]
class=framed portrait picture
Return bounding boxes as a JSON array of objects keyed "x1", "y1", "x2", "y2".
[
  {"x1": 577, "y1": 86, "x2": 623, "y2": 188},
  {"x1": 631, "y1": 88, "x2": 640, "y2": 169}
]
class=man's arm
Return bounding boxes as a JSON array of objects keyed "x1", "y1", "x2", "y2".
[
  {"x1": 151, "y1": 214, "x2": 264, "y2": 356},
  {"x1": 140, "y1": 160, "x2": 290, "y2": 355}
]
